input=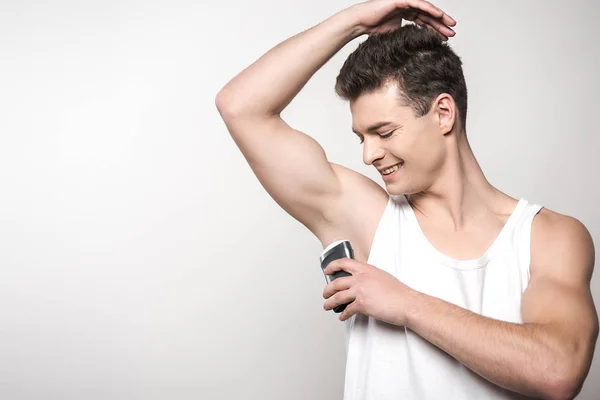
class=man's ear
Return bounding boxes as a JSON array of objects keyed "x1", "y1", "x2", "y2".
[{"x1": 432, "y1": 93, "x2": 456, "y2": 135}]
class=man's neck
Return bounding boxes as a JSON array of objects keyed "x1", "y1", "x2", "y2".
[{"x1": 407, "y1": 135, "x2": 504, "y2": 231}]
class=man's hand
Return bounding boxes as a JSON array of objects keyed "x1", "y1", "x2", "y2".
[
  {"x1": 323, "y1": 258, "x2": 416, "y2": 324},
  {"x1": 348, "y1": 0, "x2": 457, "y2": 40}
]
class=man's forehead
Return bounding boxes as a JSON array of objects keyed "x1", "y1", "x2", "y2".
[
  {"x1": 350, "y1": 89, "x2": 411, "y2": 133},
  {"x1": 350, "y1": 83, "x2": 398, "y2": 111},
  {"x1": 351, "y1": 120, "x2": 395, "y2": 135}
]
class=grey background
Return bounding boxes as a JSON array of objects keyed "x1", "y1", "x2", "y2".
[{"x1": 0, "y1": 0, "x2": 598, "y2": 399}]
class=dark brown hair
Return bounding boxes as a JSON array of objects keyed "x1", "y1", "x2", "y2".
[{"x1": 335, "y1": 24, "x2": 468, "y2": 132}]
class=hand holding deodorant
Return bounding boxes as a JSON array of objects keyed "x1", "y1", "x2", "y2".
[{"x1": 319, "y1": 239, "x2": 354, "y2": 313}]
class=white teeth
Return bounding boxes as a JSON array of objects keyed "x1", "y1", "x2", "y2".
[{"x1": 382, "y1": 163, "x2": 401, "y2": 175}]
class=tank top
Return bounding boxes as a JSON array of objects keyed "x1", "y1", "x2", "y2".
[{"x1": 342, "y1": 194, "x2": 544, "y2": 400}]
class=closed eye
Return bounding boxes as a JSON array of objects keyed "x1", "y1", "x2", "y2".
[
  {"x1": 376, "y1": 129, "x2": 397, "y2": 141},
  {"x1": 357, "y1": 128, "x2": 398, "y2": 144}
]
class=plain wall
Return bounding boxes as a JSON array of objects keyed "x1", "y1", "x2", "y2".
[{"x1": 0, "y1": 0, "x2": 598, "y2": 399}]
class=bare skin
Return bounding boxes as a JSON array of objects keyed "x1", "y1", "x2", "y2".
[{"x1": 216, "y1": 1, "x2": 598, "y2": 399}]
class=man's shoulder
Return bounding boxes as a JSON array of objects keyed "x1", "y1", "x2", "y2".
[
  {"x1": 530, "y1": 206, "x2": 594, "y2": 282},
  {"x1": 531, "y1": 206, "x2": 591, "y2": 246}
]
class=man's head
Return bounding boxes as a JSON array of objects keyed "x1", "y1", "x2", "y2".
[{"x1": 335, "y1": 24, "x2": 468, "y2": 195}]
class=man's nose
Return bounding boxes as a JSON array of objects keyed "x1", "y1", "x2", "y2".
[{"x1": 363, "y1": 138, "x2": 385, "y2": 166}]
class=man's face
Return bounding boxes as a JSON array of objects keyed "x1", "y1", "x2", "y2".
[{"x1": 350, "y1": 82, "x2": 448, "y2": 196}]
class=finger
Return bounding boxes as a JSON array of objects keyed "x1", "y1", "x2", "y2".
[
  {"x1": 414, "y1": 16, "x2": 425, "y2": 26},
  {"x1": 323, "y1": 257, "x2": 355, "y2": 275},
  {"x1": 416, "y1": 20, "x2": 448, "y2": 41},
  {"x1": 416, "y1": 0, "x2": 457, "y2": 27},
  {"x1": 402, "y1": 9, "x2": 419, "y2": 21},
  {"x1": 402, "y1": 0, "x2": 448, "y2": 24},
  {"x1": 324, "y1": 287, "x2": 355, "y2": 311},
  {"x1": 339, "y1": 301, "x2": 358, "y2": 321},
  {"x1": 439, "y1": 9, "x2": 457, "y2": 27},
  {"x1": 416, "y1": 13, "x2": 454, "y2": 38},
  {"x1": 417, "y1": 12, "x2": 456, "y2": 36},
  {"x1": 323, "y1": 276, "x2": 353, "y2": 299},
  {"x1": 402, "y1": 0, "x2": 441, "y2": 18}
]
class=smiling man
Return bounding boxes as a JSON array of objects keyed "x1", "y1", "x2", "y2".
[{"x1": 215, "y1": 0, "x2": 598, "y2": 399}]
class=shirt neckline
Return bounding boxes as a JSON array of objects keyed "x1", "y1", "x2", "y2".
[{"x1": 400, "y1": 195, "x2": 527, "y2": 270}]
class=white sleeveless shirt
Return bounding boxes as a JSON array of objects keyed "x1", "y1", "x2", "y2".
[{"x1": 342, "y1": 194, "x2": 544, "y2": 400}]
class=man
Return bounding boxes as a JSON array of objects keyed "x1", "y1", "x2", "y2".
[{"x1": 215, "y1": 0, "x2": 598, "y2": 399}]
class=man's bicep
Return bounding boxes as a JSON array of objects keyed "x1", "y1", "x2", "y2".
[
  {"x1": 521, "y1": 212, "x2": 597, "y2": 335},
  {"x1": 521, "y1": 276, "x2": 596, "y2": 329},
  {"x1": 225, "y1": 115, "x2": 342, "y2": 233}
]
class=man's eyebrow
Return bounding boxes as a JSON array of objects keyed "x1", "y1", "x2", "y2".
[{"x1": 352, "y1": 121, "x2": 394, "y2": 134}]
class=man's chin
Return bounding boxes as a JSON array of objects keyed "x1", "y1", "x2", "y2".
[{"x1": 385, "y1": 186, "x2": 406, "y2": 196}]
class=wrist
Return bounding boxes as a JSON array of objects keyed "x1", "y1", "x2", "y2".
[
  {"x1": 403, "y1": 288, "x2": 425, "y2": 329},
  {"x1": 327, "y1": 6, "x2": 368, "y2": 40}
]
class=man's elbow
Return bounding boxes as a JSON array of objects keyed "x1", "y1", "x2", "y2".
[
  {"x1": 215, "y1": 90, "x2": 238, "y2": 120},
  {"x1": 539, "y1": 362, "x2": 587, "y2": 400},
  {"x1": 541, "y1": 327, "x2": 597, "y2": 400},
  {"x1": 541, "y1": 378, "x2": 581, "y2": 400}
]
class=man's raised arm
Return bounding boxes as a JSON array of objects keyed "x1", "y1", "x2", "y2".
[{"x1": 214, "y1": 1, "x2": 455, "y2": 237}]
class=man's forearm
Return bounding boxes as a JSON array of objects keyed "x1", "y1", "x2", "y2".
[
  {"x1": 404, "y1": 291, "x2": 578, "y2": 400},
  {"x1": 216, "y1": 8, "x2": 364, "y2": 117}
]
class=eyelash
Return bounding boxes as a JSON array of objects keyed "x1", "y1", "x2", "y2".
[{"x1": 359, "y1": 131, "x2": 395, "y2": 144}]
